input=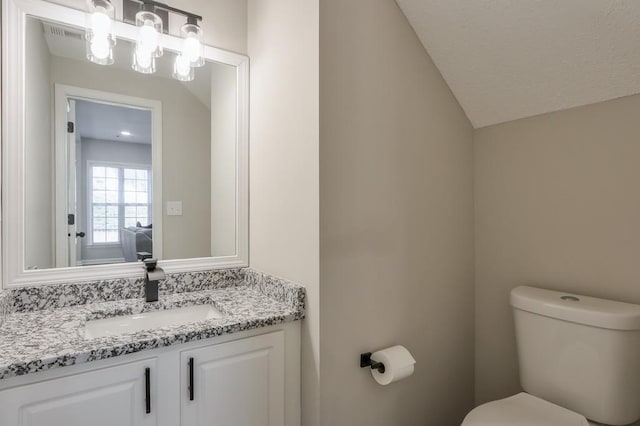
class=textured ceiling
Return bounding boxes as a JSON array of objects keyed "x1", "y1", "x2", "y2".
[{"x1": 395, "y1": 0, "x2": 640, "y2": 128}]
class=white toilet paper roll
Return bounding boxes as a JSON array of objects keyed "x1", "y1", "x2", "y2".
[{"x1": 370, "y1": 345, "x2": 416, "y2": 386}]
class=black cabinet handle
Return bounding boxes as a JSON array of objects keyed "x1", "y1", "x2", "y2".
[
  {"x1": 145, "y1": 367, "x2": 151, "y2": 414},
  {"x1": 188, "y1": 357, "x2": 194, "y2": 401}
]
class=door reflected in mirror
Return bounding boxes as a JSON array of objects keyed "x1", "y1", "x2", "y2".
[
  {"x1": 24, "y1": 15, "x2": 239, "y2": 270},
  {"x1": 65, "y1": 98, "x2": 154, "y2": 267}
]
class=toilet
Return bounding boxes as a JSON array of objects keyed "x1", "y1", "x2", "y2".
[{"x1": 463, "y1": 286, "x2": 640, "y2": 426}]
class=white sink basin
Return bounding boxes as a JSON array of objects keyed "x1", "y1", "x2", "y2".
[{"x1": 84, "y1": 304, "x2": 224, "y2": 339}]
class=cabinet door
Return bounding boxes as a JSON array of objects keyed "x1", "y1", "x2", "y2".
[
  {"x1": 182, "y1": 331, "x2": 285, "y2": 426},
  {"x1": 0, "y1": 358, "x2": 158, "y2": 426}
]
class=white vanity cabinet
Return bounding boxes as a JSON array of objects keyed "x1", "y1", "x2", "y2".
[
  {"x1": 181, "y1": 331, "x2": 285, "y2": 426},
  {"x1": 0, "y1": 358, "x2": 159, "y2": 426},
  {"x1": 0, "y1": 324, "x2": 300, "y2": 426}
]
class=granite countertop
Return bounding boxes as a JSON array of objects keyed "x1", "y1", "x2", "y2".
[{"x1": 0, "y1": 268, "x2": 305, "y2": 380}]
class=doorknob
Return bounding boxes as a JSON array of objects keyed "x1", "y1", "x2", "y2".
[{"x1": 76, "y1": 232, "x2": 86, "y2": 238}]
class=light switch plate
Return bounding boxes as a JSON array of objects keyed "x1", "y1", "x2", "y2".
[{"x1": 167, "y1": 201, "x2": 183, "y2": 216}]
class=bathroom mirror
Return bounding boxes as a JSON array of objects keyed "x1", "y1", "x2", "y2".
[{"x1": 2, "y1": 0, "x2": 248, "y2": 286}]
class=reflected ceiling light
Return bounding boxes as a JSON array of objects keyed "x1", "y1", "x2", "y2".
[
  {"x1": 172, "y1": 54, "x2": 194, "y2": 81},
  {"x1": 132, "y1": 46, "x2": 156, "y2": 74},
  {"x1": 120, "y1": 131, "x2": 132, "y2": 136},
  {"x1": 85, "y1": 0, "x2": 115, "y2": 65}
]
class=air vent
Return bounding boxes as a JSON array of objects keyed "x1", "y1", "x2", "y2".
[
  {"x1": 42, "y1": 22, "x2": 84, "y2": 41},
  {"x1": 47, "y1": 24, "x2": 65, "y2": 38},
  {"x1": 62, "y1": 29, "x2": 83, "y2": 40}
]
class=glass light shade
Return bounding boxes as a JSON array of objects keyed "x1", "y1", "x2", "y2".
[
  {"x1": 173, "y1": 54, "x2": 194, "y2": 81},
  {"x1": 135, "y1": 11, "x2": 163, "y2": 59},
  {"x1": 132, "y1": 48, "x2": 156, "y2": 74},
  {"x1": 86, "y1": 37, "x2": 114, "y2": 65},
  {"x1": 180, "y1": 23, "x2": 204, "y2": 67},
  {"x1": 85, "y1": 0, "x2": 115, "y2": 65}
]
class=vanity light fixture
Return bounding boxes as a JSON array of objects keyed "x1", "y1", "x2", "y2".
[
  {"x1": 171, "y1": 17, "x2": 204, "y2": 81},
  {"x1": 180, "y1": 18, "x2": 204, "y2": 68},
  {"x1": 132, "y1": 1, "x2": 204, "y2": 78},
  {"x1": 85, "y1": 0, "x2": 116, "y2": 65},
  {"x1": 132, "y1": 5, "x2": 163, "y2": 74},
  {"x1": 85, "y1": 0, "x2": 204, "y2": 79}
]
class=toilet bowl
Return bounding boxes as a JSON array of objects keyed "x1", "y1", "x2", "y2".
[
  {"x1": 461, "y1": 286, "x2": 640, "y2": 426},
  {"x1": 461, "y1": 393, "x2": 594, "y2": 426}
]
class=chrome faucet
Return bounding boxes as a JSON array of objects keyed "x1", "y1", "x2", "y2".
[{"x1": 143, "y1": 259, "x2": 165, "y2": 303}]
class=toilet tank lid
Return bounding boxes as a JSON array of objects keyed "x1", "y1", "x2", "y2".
[{"x1": 511, "y1": 286, "x2": 640, "y2": 330}]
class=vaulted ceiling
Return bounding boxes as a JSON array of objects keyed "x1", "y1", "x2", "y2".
[{"x1": 395, "y1": 0, "x2": 640, "y2": 128}]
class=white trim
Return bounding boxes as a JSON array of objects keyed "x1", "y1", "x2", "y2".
[
  {"x1": 53, "y1": 85, "x2": 162, "y2": 260},
  {"x1": 84, "y1": 243, "x2": 121, "y2": 249},
  {"x1": 53, "y1": 86, "x2": 67, "y2": 266},
  {"x1": 2, "y1": 0, "x2": 250, "y2": 287},
  {"x1": 65, "y1": 99, "x2": 77, "y2": 266},
  {"x1": 236, "y1": 54, "x2": 250, "y2": 268},
  {"x1": 2, "y1": 0, "x2": 27, "y2": 288},
  {"x1": 78, "y1": 257, "x2": 125, "y2": 266}
]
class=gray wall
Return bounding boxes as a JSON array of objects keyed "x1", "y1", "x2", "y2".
[
  {"x1": 474, "y1": 93, "x2": 640, "y2": 426},
  {"x1": 210, "y1": 64, "x2": 237, "y2": 257},
  {"x1": 49, "y1": 55, "x2": 212, "y2": 260},
  {"x1": 247, "y1": 0, "x2": 320, "y2": 424},
  {"x1": 320, "y1": 0, "x2": 475, "y2": 425},
  {"x1": 24, "y1": 20, "x2": 53, "y2": 270}
]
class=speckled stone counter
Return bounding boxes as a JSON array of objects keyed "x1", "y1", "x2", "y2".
[
  {"x1": 0, "y1": 268, "x2": 305, "y2": 379},
  {"x1": 0, "y1": 291, "x2": 11, "y2": 327}
]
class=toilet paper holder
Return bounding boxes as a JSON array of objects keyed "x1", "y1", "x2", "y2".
[{"x1": 360, "y1": 352, "x2": 386, "y2": 374}]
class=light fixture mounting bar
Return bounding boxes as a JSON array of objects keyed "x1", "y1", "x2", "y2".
[{"x1": 134, "y1": 0, "x2": 202, "y2": 23}]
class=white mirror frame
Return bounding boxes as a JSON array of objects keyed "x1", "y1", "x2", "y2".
[{"x1": 1, "y1": 0, "x2": 249, "y2": 287}]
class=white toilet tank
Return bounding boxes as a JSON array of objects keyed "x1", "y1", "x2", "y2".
[{"x1": 511, "y1": 286, "x2": 640, "y2": 426}]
